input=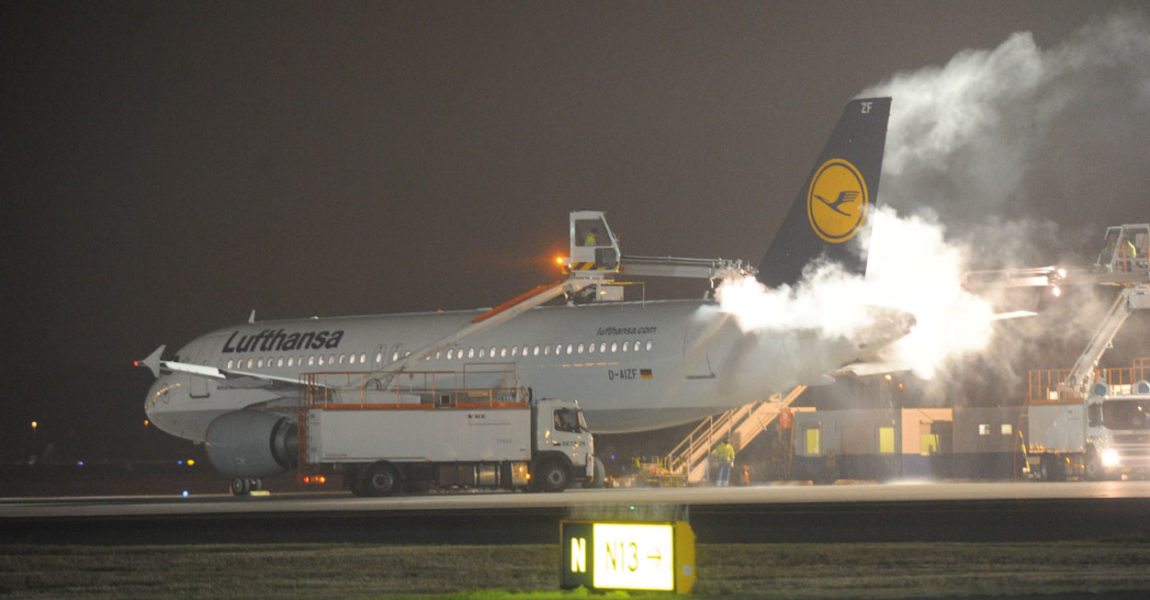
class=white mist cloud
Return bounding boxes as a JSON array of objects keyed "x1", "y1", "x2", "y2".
[
  {"x1": 856, "y1": 11, "x2": 1150, "y2": 394},
  {"x1": 862, "y1": 11, "x2": 1150, "y2": 245},
  {"x1": 717, "y1": 207, "x2": 995, "y2": 378},
  {"x1": 722, "y1": 12, "x2": 1149, "y2": 395}
]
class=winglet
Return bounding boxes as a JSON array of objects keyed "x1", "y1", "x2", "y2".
[{"x1": 135, "y1": 345, "x2": 166, "y2": 378}]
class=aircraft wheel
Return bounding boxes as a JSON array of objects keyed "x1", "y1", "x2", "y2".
[
  {"x1": 534, "y1": 458, "x2": 571, "y2": 493},
  {"x1": 364, "y1": 462, "x2": 401, "y2": 497},
  {"x1": 230, "y1": 478, "x2": 251, "y2": 496}
]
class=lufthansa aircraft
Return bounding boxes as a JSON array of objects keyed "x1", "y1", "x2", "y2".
[{"x1": 138, "y1": 98, "x2": 912, "y2": 491}]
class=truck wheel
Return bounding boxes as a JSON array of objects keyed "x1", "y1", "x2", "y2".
[
  {"x1": 1084, "y1": 448, "x2": 1106, "y2": 481},
  {"x1": 534, "y1": 458, "x2": 571, "y2": 493},
  {"x1": 364, "y1": 462, "x2": 401, "y2": 497},
  {"x1": 588, "y1": 457, "x2": 606, "y2": 488}
]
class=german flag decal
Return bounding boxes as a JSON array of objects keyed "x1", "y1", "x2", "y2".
[{"x1": 640, "y1": 369, "x2": 653, "y2": 379}]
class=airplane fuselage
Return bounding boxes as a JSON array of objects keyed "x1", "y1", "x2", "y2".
[{"x1": 145, "y1": 298, "x2": 903, "y2": 442}]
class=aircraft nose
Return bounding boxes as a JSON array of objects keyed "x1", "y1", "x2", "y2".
[{"x1": 143, "y1": 375, "x2": 182, "y2": 433}]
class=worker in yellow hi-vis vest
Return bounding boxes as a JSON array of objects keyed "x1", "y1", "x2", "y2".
[{"x1": 712, "y1": 438, "x2": 735, "y2": 487}]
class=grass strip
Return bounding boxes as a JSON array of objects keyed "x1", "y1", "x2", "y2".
[{"x1": 1, "y1": 542, "x2": 1148, "y2": 599}]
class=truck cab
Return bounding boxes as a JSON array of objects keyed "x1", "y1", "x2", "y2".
[
  {"x1": 1083, "y1": 381, "x2": 1150, "y2": 479},
  {"x1": 531, "y1": 398, "x2": 596, "y2": 492}
]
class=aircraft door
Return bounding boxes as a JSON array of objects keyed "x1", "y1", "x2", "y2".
[
  {"x1": 683, "y1": 315, "x2": 717, "y2": 380},
  {"x1": 388, "y1": 344, "x2": 405, "y2": 366}
]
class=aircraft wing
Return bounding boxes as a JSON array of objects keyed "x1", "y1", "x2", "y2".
[{"x1": 136, "y1": 345, "x2": 328, "y2": 391}]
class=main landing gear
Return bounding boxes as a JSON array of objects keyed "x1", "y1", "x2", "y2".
[{"x1": 230, "y1": 477, "x2": 262, "y2": 496}]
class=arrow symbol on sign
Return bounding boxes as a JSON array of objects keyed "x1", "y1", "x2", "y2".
[{"x1": 647, "y1": 546, "x2": 663, "y2": 568}]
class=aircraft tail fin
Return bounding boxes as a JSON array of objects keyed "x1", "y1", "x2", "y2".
[{"x1": 757, "y1": 97, "x2": 891, "y2": 288}]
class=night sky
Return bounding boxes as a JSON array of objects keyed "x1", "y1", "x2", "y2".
[{"x1": 3, "y1": 2, "x2": 1148, "y2": 462}]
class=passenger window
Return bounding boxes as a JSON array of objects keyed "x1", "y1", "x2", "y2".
[
  {"x1": 599, "y1": 342, "x2": 607, "y2": 353},
  {"x1": 577, "y1": 343, "x2": 585, "y2": 354},
  {"x1": 633, "y1": 341, "x2": 641, "y2": 352},
  {"x1": 359, "y1": 353, "x2": 367, "y2": 364},
  {"x1": 375, "y1": 352, "x2": 383, "y2": 364},
  {"x1": 286, "y1": 358, "x2": 293, "y2": 367},
  {"x1": 479, "y1": 348, "x2": 486, "y2": 358},
  {"x1": 533, "y1": 345, "x2": 540, "y2": 356},
  {"x1": 621, "y1": 343, "x2": 628, "y2": 353},
  {"x1": 226, "y1": 360, "x2": 234, "y2": 369},
  {"x1": 646, "y1": 340, "x2": 653, "y2": 351},
  {"x1": 565, "y1": 344, "x2": 573, "y2": 354},
  {"x1": 308, "y1": 356, "x2": 315, "y2": 366},
  {"x1": 489, "y1": 346, "x2": 496, "y2": 358},
  {"x1": 610, "y1": 342, "x2": 618, "y2": 353},
  {"x1": 544, "y1": 345, "x2": 551, "y2": 356},
  {"x1": 277, "y1": 358, "x2": 284, "y2": 368},
  {"x1": 447, "y1": 349, "x2": 454, "y2": 360},
  {"x1": 511, "y1": 346, "x2": 519, "y2": 357},
  {"x1": 257, "y1": 359, "x2": 264, "y2": 368},
  {"x1": 468, "y1": 347, "x2": 475, "y2": 359},
  {"x1": 501, "y1": 347, "x2": 507, "y2": 358}
]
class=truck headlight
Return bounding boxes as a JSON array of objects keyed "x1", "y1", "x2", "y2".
[{"x1": 1100, "y1": 448, "x2": 1121, "y2": 468}]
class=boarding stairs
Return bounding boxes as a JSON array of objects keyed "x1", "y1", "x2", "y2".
[{"x1": 666, "y1": 385, "x2": 807, "y2": 484}]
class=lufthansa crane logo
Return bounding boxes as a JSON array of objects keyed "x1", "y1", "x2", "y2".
[{"x1": 807, "y1": 158, "x2": 868, "y2": 243}]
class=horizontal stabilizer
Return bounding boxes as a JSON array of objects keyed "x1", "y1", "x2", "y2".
[
  {"x1": 990, "y1": 311, "x2": 1037, "y2": 321},
  {"x1": 834, "y1": 361, "x2": 909, "y2": 377}
]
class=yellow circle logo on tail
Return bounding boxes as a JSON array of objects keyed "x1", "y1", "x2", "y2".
[{"x1": 807, "y1": 158, "x2": 868, "y2": 243}]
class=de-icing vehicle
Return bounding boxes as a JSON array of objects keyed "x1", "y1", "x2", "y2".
[{"x1": 1024, "y1": 224, "x2": 1150, "y2": 480}]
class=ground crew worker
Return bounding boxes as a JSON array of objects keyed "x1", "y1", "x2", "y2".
[
  {"x1": 1125, "y1": 238, "x2": 1137, "y2": 271},
  {"x1": 584, "y1": 229, "x2": 598, "y2": 246},
  {"x1": 712, "y1": 438, "x2": 735, "y2": 487}
]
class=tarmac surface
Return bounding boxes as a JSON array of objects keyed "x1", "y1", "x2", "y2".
[{"x1": 3, "y1": 481, "x2": 1148, "y2": 545}]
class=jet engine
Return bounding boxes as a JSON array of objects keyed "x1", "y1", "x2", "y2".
[{"x1": 204, "y1": 410, "x2": 298, "y2": 478}]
